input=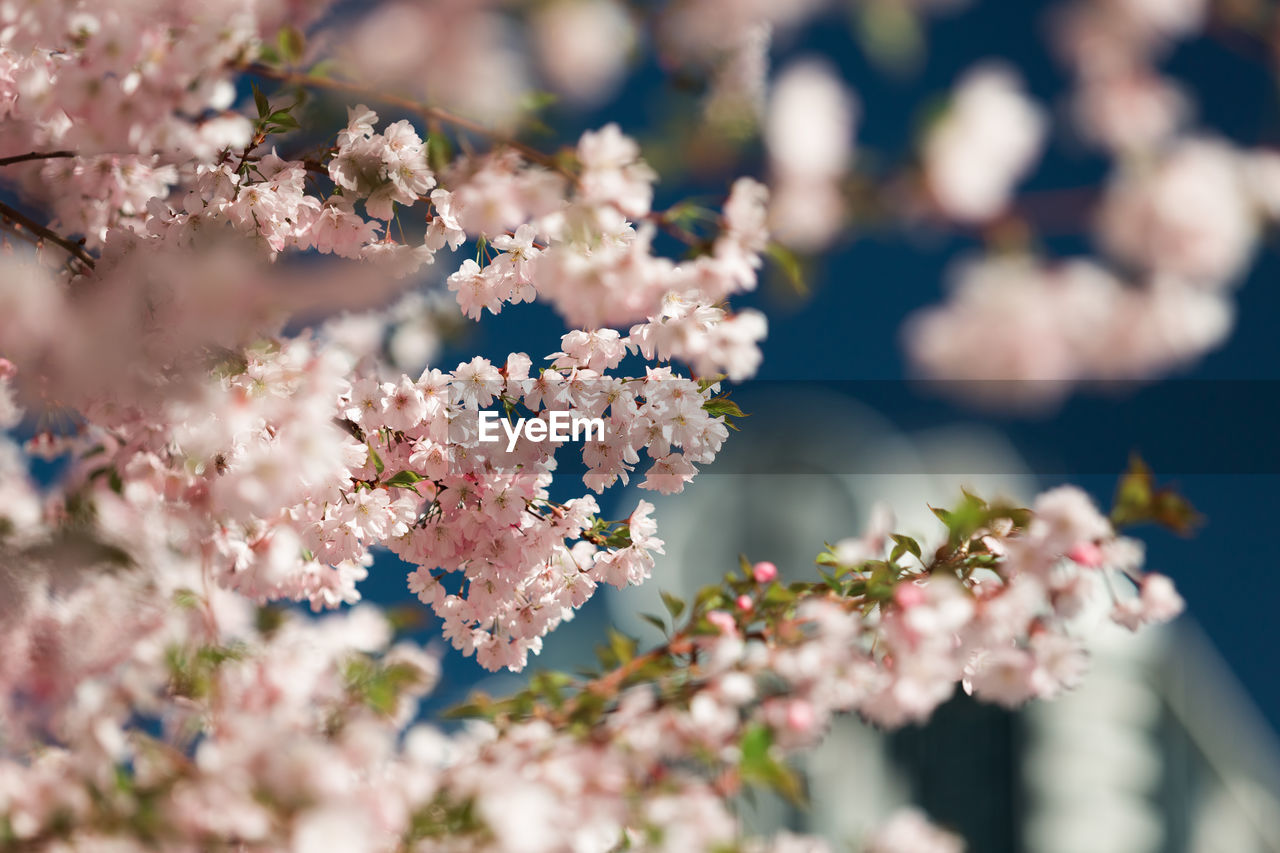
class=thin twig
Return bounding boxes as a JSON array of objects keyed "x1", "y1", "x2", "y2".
[
  {"x1": 238, "y1": 63, "x2": 574, "y2": 179},
  {"x1": 0, "y1": 200, "x2": 95, "y2": 269},
  {"x1": 0, "y1": 150, "x2": 76, "y2": 167}
]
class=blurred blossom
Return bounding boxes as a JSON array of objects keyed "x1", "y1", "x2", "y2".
[
  {"x1": 385, "y1": 291, "x2": 447, "y2": 373},
  {"x1": 1110, "y1": 0, "x2": 1208, "y2": 40},
  {"x1": 0, "y1": 236, "x2": 412, "y2": 414},
  {"x1": 903, "y1": 255, "x2": 1232, "y2": 408},
  {"x1": 0, "y1": 364, "x2": 21, "y2": 430},
  {"x1": 864, "y1": 808, "x2": 966, "y2": 853},
  {"x1": 335, "y1": 1, "x2": 528, "y2": 126},
  {"x1": 657, "y1": 0, "x2": 826, "y2": 60},
  {"x1": 704, "y1": 23, "x2": 772, "y2": 134},
  {"x1": 1055, "y1": 0, "x2": 1204, "y2": 156},
  {"x1": 923, "y1": 65, "x2": 1047, "y2": 223},
  {"x1": 1241, "y1": 150, "x2": 1280, "y2": 219},
  {"x1": 532, "y1": 0, "x2": 635, "y2": 106},
  {"x1": 320, "y1": 312, "x2": 390, "y2": 368},
  {"x1": 1070, "y1": 69, "x2": 1189, "y2": 153},
  {"x1": 766, "y1": 59, "x2": 858, "y2": 249},
  {"x1": 1091, "y1": 276, "x2": 1233, "y2": 380},
  {"x1": 1098, "y1": 138, "x2": 1258, "y2": 288},
  {"x1": 319, "y1": 291, "x2": 447, "y2": 377},
  {"x1": 767, "y1": 62, "x2": 856, "y2": 180},
  {"x1": 905, "y1": 256, "x2": 1105, "y2": 406}
]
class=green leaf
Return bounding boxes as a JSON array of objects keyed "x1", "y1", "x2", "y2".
[
  {"x1": 818, "y1": 569, "x2": 842, "y2": 592},
  {"x1": 344, "y1": 656, "x2": 425, "y2": 715},
  {"x1": 694, "y1": 585, "x2": 728, "y2": 614},
  {"x1": 1110, "y1": 454, "x2": 1155, "y2": 527},
  {"x1": 252, "y1": 83, "x2": 269, "y2": 119},
  {"x1": 529, "y1": 671, "x2": 573, "y2": 708},
  {"x1": 889, "y1": 533, "x2": 922, "y2": 563},
  {"x1": 427, "y1": 134, "x2": 454, "y2": 175},
  {"x1": 266, "y1": 109, "x2": 299, "y2": 130},
  {"x1": 607, "y1": 628, "x2": 637, "y2": 665},
  {"x1": 639, "y1": 613, "x2": 668, "y2": 635},
  {"x1": 696, "y1": 374, "x2": 727, "y2": 394},
  {"x1": 384, "y1": 470, "x2": 426, "y2": 489},
  {"x1": 305, "y1": 59, "x2": 336, "y2": 79},
  {"x1": 368, "y1": 443, "x2": 385, "y2": 475},
  {"x1": 1110, "y1": 454, "x2": 1201, "y2": 535},
  {"x1": 660, "y1": 591, "x2": 686, "y2": 621},
  {"x1": 941, "y1": 491, "x2": 990, "y2": 547},
  {"x1": 739, "y1": 724, "x2": 772, "y2": 772},
  {"x1": 519, "y1": 90, "x2": 559, "y2": 113},
  {"x1": 766, "y1": 242, "x2": 808, "y2": 297},
  {"x1": 666, "y1": 202, "x2": 718, "y2": 228},
  {"x1": 762, "y1": 583, "x2": 796, "y2": 606},
  {"x1": 1150, "y1": 490, "x2": 1201, "y2": 536},
  {"x1": 702, "y1": 396, "x2": 746, "y2": 420},
  {"x1": 255, "y1": 605, "x2": 286, "y2": 637},
  {"x1": 277, "y1": 25, "x2": 306, "y2": 64},
  {"x1": 738, "y1": 724, "x2": 807, "y2": 807},
  {"x1": 441, "y1": 691, "x2": 495, "y2": 720},
  {"x1": 865, "y1": 564, "x2": 898, "y2": 601}
]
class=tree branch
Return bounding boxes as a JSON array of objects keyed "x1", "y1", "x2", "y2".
[
  {"x1": 0, "y1": 150, "x2": 75, "y2": 167},
  {"x1": 238, "y1": 63, "x2": 574, "y2": 179},
  {"x1": 0, "y1": 200, "x2": 95, "y2": 269}
]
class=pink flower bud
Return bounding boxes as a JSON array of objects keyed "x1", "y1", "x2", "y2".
[
  {"x1": 735, "y1": 594, "x2": 753, "y2": 612},
  {"x1": 1066, "y1": 541, "x2": 1104, "y2": 568},
  {"x1": 785, "y1": 699, "x2": 816, "y2": 733},
  {"x1": 751, "y1": 561, "x2": 778, "y2": 584},
  {"x1": 706, "y1": 610, "x2": 738, "y2": 636}
]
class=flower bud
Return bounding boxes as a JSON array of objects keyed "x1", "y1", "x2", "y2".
[
  {"x1": 1066, "y1": 541, "x2": 1104, "y2": 568},
  {"x1": 751, "y1": 561, "x2": 778, "y2": 584}
]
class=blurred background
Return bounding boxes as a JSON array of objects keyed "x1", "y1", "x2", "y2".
[{"x1": 313, "y1": 0, "x2": 1280, "y2": 849}]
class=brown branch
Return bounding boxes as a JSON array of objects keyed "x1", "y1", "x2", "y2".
[
  {"x1": 238, "y1": 63, "x2": 574, "y2": 179},
  {"x1": 539, "y1": 635, "x2": 690, "y2": 728},
  {"x1": 586, "y1": 634, "x2": 694, "y2": 699},
  {"x1": 0, "y1": 218, "x2": 43, "y2": 253},
  {"x1": 0, "y1": 200, "x2": 95, "y2": 269},
  {"x1": 0, "y1": 150, "x2": 75, "y2": 167}
]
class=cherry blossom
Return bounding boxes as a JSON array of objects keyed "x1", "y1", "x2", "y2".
[{"x1": 0, "y1": 1, "x2": 1222, "y2": 849}]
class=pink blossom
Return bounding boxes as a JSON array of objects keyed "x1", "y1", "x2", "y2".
[
  {"x1": 924, "y1": 65, "x2": 1046, "y2": 222},
  {"x1": 752, "y1": 561, "x2": 779, "y2": 584},
  {"x1": 865, "y1": 808, "x2": 965, "y2": 853}
]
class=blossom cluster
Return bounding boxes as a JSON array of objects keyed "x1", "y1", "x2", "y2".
[
  {"x1": 361, "y1": 353, "x2": 738, "y2": 671},
  {"x1": 612, "y1": 0, "x2": 1280, "y2": 402},
  {"x1": 0, "y1": 471, "x2": 1183, "y2": 851},
  {"x1": 902, "y1": 0, "x2": 1280, "y2": 403},
  {"x1": 0, "y1": 0, "x2": 1212, "y2": 850},
  {"x1": 0, "y1": 0, "x2": 778, "y2": 677},
  {"x1": 0, "y1": 315, "x2": 746, "y2": 674},
  {"x1": 589, "y1": 485, "x2": 1183, "y2": 790}
]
